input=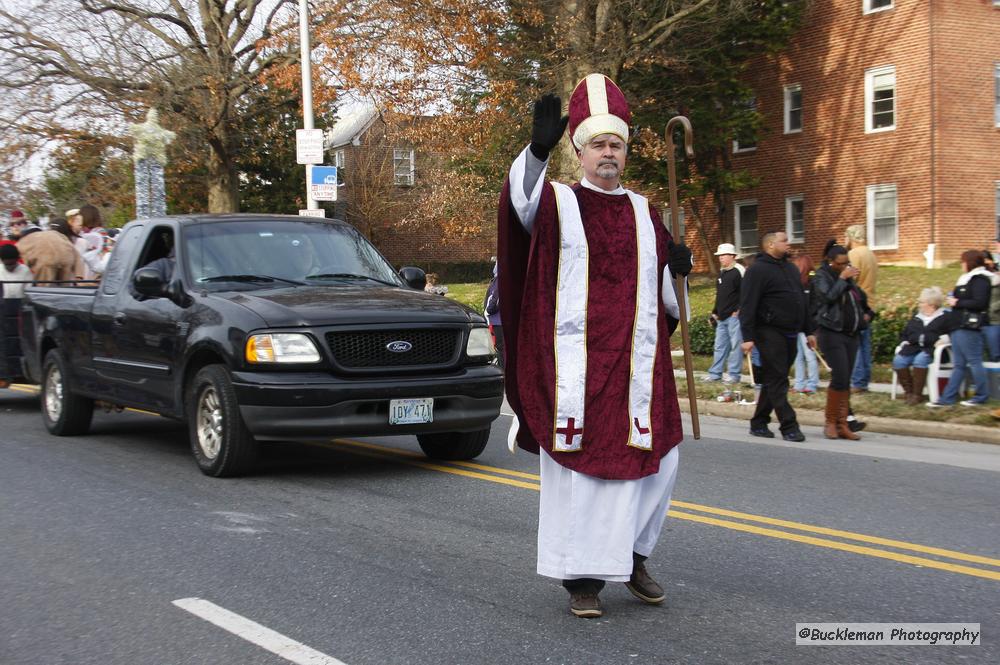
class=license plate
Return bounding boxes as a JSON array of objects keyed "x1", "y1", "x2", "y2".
[{"x1": 389, "y1": 398, "x2": 434, "y2": 425}]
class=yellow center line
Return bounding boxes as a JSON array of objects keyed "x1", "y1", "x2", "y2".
[
  {"x1": 7, "y1": 390, "x2": 995, "y2": 581},
  {"x1": 326, "y1": 438, "x2": 1000, "y2": 579},
  {"x1": 668, "y1": 510, "x2": 1000, "y2": 582}
]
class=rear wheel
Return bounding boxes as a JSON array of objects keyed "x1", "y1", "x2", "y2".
[
  {"x1": 40, "y1": 349, "x2": 93, "y2": 436},
  {"x1": 186, "y1": 365, "x2": 257, "y2": 477},
  {"x1": 417, "y1": 428, "x2": 491, "y2": 460}
]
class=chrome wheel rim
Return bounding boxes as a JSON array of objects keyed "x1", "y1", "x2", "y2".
[
  {"x1": 44, "y1": 364, "x2": 63, "y2": 423},
  {"x1": 196, "y1": 386, "x2": 223, "y2": 460}
]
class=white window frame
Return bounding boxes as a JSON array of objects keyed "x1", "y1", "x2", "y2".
[
  {"x1": 332, "y1": 149, "x2": 346, "y2": 186},
  {"x1": 866, "y1": 183, "x2": 899, "y2": 250},
  {"x1": 393, "y1": 148, "x2": 414, "y2": 186},
  {"x1": 733, "y1": 97, "x2": 758, "y2": 153},
  {"x1": 995, "y1": 181, "x2": 1000, "y2": 242},
  {"x1": 666, "y1": 207, "x2": 685, "y2": 240},
  {"x1": 863, "y1": 0, "x2": 893, "y2": 15},
  {"x1": 995, "y1": 63, "x2": 1000, "y2": 127},
  {"x1": 784, "y1": 84, "x2": 802, "y2": 134},
  {"x1": 734, "y1": 200, "x2": 759, "y2": 255},
  {"x1": 785, "y1": 195, "x2": 805, "y2": 244},
  {"x1": 865, "y1": 65, "x2": 896, "y2": 134}
]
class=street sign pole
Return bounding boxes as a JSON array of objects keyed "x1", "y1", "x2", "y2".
[{"x1": 298, "y1": 0, "x2": 318, "y2": 210}]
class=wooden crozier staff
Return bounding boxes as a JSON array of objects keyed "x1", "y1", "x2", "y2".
[{"x1": 665, "y1": 116, "x2": 700, "y2": 439}]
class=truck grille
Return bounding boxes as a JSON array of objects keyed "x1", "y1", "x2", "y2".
[{"x1": 325, "y1": 329, "x2": 461, "y2": 368}]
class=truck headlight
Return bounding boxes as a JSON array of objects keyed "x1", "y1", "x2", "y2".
[
  {"x1": 466, "y1": 327, "x2": 495, "y2": 358},
  {"x1": 246, "y1": 333, "x2": 321, "y2": 363}
]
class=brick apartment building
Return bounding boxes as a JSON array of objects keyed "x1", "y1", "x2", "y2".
[
  {"x1": 324, "y1": 103, "x2": 493, "y2": 268},
  {"x1": 691, "y1": 0, "x2": 1000, "y2": 269}
]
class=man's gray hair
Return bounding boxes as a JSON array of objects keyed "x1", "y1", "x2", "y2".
[{"x1": 918, "y1": 286, "x2": 944, "y2": 308}]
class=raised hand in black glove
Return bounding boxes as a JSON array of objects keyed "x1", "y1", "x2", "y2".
[
  {"x1": 529, "y1": 93, "x2": 569, "y2": 161},
  {"x1": 668, "y1": 242, "x2": 693, "y2": 277}
]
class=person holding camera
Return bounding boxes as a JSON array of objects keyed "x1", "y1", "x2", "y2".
[{"x1": 811, "y1": 240, "x2": 874, "y2": 440}]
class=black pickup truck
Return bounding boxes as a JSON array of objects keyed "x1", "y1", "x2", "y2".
[{"x1": 16, "y1": 214, "x2": 503, "y2": 476}]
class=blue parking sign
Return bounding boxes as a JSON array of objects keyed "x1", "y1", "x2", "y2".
[{"x1": 310, "y1": 166, "x2": 338, "y2": 201}]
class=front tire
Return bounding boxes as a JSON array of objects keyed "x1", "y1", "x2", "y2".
[
  {"x1": 40, "y1": 349, "x2": 93, "y2": 436},
  {"x1": 417, "y1": 428, "x2": 490, "y2": 460},
  {"x1": 186, "y1": 365, "x2": 257, "y2": 477}
]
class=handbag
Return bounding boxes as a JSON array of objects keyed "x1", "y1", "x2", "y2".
[{"x1": 960, "y1": 309, "x2": 984, "y2": 331}]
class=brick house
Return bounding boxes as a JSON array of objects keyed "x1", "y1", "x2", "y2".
[
  {"x1": 687, "y1": 0, "x2": 1000, "y2": 270},
  {"x1": 325, "y1": 103, "x2": 493, "y2": 269}
]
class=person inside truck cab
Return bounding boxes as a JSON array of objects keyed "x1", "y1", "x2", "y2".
[{"x1": 131, "y1": 228, "x2": 175, "y2": 299}]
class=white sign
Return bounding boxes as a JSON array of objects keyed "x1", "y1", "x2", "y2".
[
  {"x1": 295, "y1": 129, "x2": 325, "y2": 164},
  {"x1": 298, "y1": 209, "x2": 326, "y2": 218},
  {"x1": 310, "y1": 166, "x2": 338, "y2": 201}
]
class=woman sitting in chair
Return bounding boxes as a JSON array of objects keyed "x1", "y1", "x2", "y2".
[{"x1": 893, "y1": 286, "x2": 952, "y2": 405}]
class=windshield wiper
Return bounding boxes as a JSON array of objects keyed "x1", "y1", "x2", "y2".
[
  {"x1": 305, "y1": 272, "x2": 398, "y2": 287},
  {"x1": 199, "y1": 274, "x2": 305, "y2": 286}
]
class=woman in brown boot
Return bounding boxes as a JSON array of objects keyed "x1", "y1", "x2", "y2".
[
  {"x1": 892, "y1": 287, "x2": 950, "y2": 405},
  {"x1": 812, "y1": 240, "x2": 874, "y2": 440}
]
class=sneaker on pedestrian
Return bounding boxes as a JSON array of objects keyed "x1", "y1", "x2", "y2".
[
  {"x1": 847, "y1": 420, "x2": 866, "y2": 433},
  {"x1": 850, "y1": 386, "x2": 868, "y2": 395},
  {"x1": 959, "y1": 400, "x2": 985, "y2": 407},
  {"x1": 781, "y1": 429, "x2": 806, "y2": 442},
  {"x1": 722, "y1": 377, "x2": 738, "y2": 385},
  {"x1": 926, "y1": 401, "x2": 952, "y2": 408},
  {"x1": 625, "y1": 559, "x2": 666, "y2": 605},
  {"x1": 700, "y1": 375, "x2": 722, "y2": 383},
  {"x1": 749, "y1": 427, "x2": 774, "y2": 438},
  {"x1": 569, "y1": 591, "x2": 603, "y2": 618}
]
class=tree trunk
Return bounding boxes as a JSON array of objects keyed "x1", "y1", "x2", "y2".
[{"x1": 207, "y1": 130, "x2": 239, "y2": 213}]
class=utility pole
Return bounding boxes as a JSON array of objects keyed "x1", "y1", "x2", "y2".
[{"x1": 299, "y1": 0, "x2": 318, "y2": 210}]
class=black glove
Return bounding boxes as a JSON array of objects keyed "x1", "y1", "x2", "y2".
[
  {"x1": 669, "y1": 242, "x2": 693, "y2": 277},
  {"x1": 529, "y1": 93, "x2": 569, "y2": 161}
]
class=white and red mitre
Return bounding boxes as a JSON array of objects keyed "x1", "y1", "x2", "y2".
[{"x1": 568, "y1": 74, "x2": 631, "y2": 150}]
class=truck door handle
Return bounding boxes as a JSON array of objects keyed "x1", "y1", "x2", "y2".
[{"x1": 113, "y1": 313, "x2": 127, "y2": 326}]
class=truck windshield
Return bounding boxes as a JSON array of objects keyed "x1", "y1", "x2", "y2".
[{"x1": 184, "y1": 220, "x2": 403, "y2": 289}]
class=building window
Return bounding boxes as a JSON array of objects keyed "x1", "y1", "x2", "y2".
[
  {"x1": 863, "y1": 0, "x2": 892, "y2": 14},
  {"x1": 784, "y1": 85, "x2": 802, "y2": 134},
  {"x1": 734, "y1": 201, "x2": 759, "y2": 255},
  {"x1": 785, "y1": 196, "x2": 804, "y2": 244},
  {"x1": 393, "y1": 148, "x2": 414, "y2": 186},
  {"x1": 995, "y1": 182, "x2": 1000, "y2": 241},
  {"x1": 333, "y1": 150, "x2": 345, "y2": 185},
  {"x1": 866, "y1": 184, "x2": 898, "y2": 250},
  {"x1": 865, "y1": 66, "x2": 896, "y2": 133},
  {"x1": 995, "y1": 64, "x2": 1000, "y2": 127},
  {"x1": 733, "y1": 98, "x2": 758, "y2": 153},
  {"x1": 666, "y1": 207, "x2": 685, "y2": 240}
]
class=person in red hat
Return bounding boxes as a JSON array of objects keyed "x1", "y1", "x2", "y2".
[{"x1": 497, "y1": 74, "x2": 692, "y2": 618}]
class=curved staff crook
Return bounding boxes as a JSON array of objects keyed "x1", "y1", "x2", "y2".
[{"x1": 665, "y1": 115, "x2": 700, "y2": 440}]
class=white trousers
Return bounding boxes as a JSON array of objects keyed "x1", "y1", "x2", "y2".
[{"x1": 536, "y1": 446, "x2": 680, "y2": 581}]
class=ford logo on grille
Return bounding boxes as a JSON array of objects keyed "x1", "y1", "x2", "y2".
[{"x1": 386, "y1": 340, "x2": 413, "y2": 353}]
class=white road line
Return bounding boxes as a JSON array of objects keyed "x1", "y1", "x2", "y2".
[{"x1": 172, "y1": 598, "x2": 347, "y2": 665}]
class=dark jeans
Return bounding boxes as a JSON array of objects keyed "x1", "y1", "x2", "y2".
[
  {"x1": 751, "y1": 326, "x2": 800, "y2": 433},
  {"x1": 818, "y1": 329, "x2": 860, "y2": 392},
  {"x1": 492, "y1": 324, "x2": 506, "y2": 370}
]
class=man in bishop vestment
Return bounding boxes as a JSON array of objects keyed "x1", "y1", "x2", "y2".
[{"x1": 497, "y1": 74, "x2": 692, "y2": 618}]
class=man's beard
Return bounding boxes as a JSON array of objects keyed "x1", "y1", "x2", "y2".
[{"x1": 595, "y1": 160, "x2": 619, "y2": 179}]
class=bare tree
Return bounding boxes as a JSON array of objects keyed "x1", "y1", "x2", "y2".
[{"x1": 0, "y1": 0, "x2": 301, "y2": 212}]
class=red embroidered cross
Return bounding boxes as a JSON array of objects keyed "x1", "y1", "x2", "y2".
[
  {"x1": 633, "y1": 418, "x2": 650, "y2": 435},
  {"x1": 556, "y1": 418, "x2": 584, "y2": 447}
]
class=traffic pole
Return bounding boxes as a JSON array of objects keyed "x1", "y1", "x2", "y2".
[{"x1": 298, "y1": 0, "x2": 318, "y2": 210}]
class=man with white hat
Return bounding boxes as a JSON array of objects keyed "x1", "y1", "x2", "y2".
[
  {"x1": 497, "y1": 74, "x2": 692, "y2": 618},
  {"x1": 704, "y1": 243, "x2": 745, "y2": 384}
]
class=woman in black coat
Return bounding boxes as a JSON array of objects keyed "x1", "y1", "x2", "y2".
[{"x1": 811, "y1": 240, "x2": 874, "y2": 440}]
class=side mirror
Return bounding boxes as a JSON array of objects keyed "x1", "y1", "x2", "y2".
[
  {"x1": 132, "y1": 267, "x2": 168, "y2": 298},
  {"x1": 399, "y1": 266, "x2": 426, "y2": 291}
]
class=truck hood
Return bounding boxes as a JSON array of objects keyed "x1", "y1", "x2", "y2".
[{"x1": 219, "y1": 284, "x2": 482, "y2": 328}]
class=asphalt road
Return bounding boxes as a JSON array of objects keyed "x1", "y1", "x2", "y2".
[{"x1": 2, "y1": 386, "x2": 998, "y2": 665}]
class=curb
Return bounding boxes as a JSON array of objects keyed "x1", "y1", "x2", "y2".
[{"x1": 678, "y1": 398, "x2": 1000, "y2": 446}]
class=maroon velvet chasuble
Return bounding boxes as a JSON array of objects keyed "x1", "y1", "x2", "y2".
[{"x1": 498, "y1": 180, "x2": 683, "y2": 480}]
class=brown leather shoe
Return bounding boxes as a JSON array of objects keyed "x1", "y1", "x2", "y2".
[
  {"x1": 569, "y1": 591, "x2": 603, "y2": 618},
  {"x1": 625, "y1": 559, "x2": 666, "y2": 604}
]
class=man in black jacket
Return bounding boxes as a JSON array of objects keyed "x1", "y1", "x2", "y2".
[{"x1": 739, "y1": 231, "x2": 816, "y2": 441}]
